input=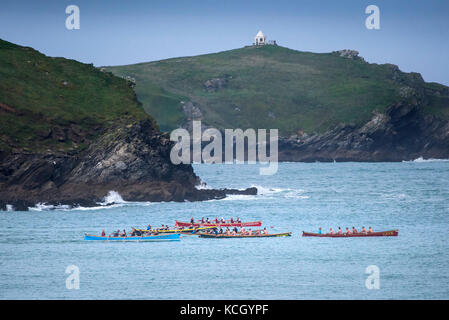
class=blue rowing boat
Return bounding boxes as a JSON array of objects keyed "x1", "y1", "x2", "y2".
[{"x1": 84, "y1": 233, "x2": 180, "y2": 242}]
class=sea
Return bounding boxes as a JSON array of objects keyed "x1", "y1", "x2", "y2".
[{"x1": 1, "y1": 160, "x2": 449, "y2": 299}]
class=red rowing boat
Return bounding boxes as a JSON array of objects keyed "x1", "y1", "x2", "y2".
[
  {"x1": 175, "y1": 220, "x2": 262, "y2": 228},
  {"x1": 302, "y1": 230, "x2": 398, "y2": 237}
]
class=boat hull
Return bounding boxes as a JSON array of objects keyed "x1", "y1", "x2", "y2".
[
  {"x1": 199, "y1": 232, "x2": 291, "y2": 238},
  {"x1": 175, "y1": 220, "x2": 262, "y2": 228},
  {"x1": 136, "y1": 226, "x2": 216, "y2": 234},
  {"x1": 84, "y1": 233, "x2": 181, "y2": 241},
  {"x1": 302, "y1": 230, "x2": 398, "y2": 237}
]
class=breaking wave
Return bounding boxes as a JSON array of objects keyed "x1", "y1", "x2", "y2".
[
  {"x1": 403, "y1": 157, "x2": 449, "y2": 163},
  {"x1": 28, "y1": 191, "x2": 153, "y2": 211}
]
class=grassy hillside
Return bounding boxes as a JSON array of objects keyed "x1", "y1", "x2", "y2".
[
  {"x1": 0, "y1": 39, "x2": 152, "y2": 153},
  {"x1": 107, "y1": 45, "x2": 449, "y2": 135}
]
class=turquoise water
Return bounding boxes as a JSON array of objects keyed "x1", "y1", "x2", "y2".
[{"x1": 1, "y1": 161, "x2": 449, "y2": 299}]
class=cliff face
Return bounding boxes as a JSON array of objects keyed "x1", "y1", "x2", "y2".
[
  {"x1": 278, "y1": 102, "x2": 449, "y2": 162},
  {"x1": 0, "y1": 118, "x2": 256, "y2": 211}
]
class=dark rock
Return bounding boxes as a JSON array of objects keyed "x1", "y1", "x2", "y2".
[
  {"x1": 0, "y1": 118, "x2": 255, "y2": 210},
  {"x1": 278, "y1": 102, "x2": 449, "y2": 162}
]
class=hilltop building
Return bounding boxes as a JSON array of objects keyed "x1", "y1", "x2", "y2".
[
  {"x1": 254, "y1": 30, "x2": 266, "y2": 46},
  {"x1": 253, "y1": 30, "x2": 276, "y2": 46}
]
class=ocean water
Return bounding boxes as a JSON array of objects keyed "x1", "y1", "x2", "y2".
[{"x1": 1, "y1": 161, "x2": 449, "y2": 299}]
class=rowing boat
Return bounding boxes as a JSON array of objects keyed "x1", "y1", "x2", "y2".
[
  {"x1": 175, "y1": 220, "x2": 262, "y2": 228},
  {"x1": 136, "y1": 226, "x2": 216, "y2": 234},
  {"x1": 84, "y1": 233, "x2": 181, "y2": 241},
  {"x1": 302, "y1": 230, "x2": 398, "y2": 237},
  {"x1": 199, "y1": 232, "x2": 291, "y2": 238}
]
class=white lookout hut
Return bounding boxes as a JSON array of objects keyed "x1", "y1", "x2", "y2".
[{"x1": 254, "y1": 30, "x2": 266, "y2": 46}]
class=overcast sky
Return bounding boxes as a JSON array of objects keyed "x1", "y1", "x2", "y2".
[{"x1": 1, "y1": 0, "x2": 448, "y2": 85}]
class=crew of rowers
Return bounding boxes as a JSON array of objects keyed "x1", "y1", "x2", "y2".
[
  {"x1": 203, "y1": 226, "x2": 269, "y2": 236},
  {"x1": 190, "y1": 217, "x2": 242, "y2": 224},
  {"x1": 318, "y1": 226, "x2": 373, "y2": 235}
]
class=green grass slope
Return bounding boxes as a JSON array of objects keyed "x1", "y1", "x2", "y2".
[
  {"x1": 107, "y1": 45, "x2": 449, "y2": 135},
  {"x1": 0, "y1": 39, "x2": 152, "y2": 153}
]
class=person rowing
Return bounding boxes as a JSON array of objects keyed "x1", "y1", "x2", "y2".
[
  {"x1": 206, "y1": 217, "x2": 210, "y2": 223},
  {"x1": 233, "y1": 226, "x2": 238, "y2": 233},
  {"x1": 361, "y1": 226, "x2": 367, "y2": 233},
  {"x1": 263, "y1": 227, "x2": 267, "y2": 234},
  {"x1": 368, "y1": 226, "x2": 373, "y2": 233},
  {"x1": 120, "y1": 229, "x2": 127, "y2": 237},
  {"x1": 352, "y1": 226, "x2": 358, "y2": 234},
  {"x1": 230, "y1": 217, "x2": 234, "y2": 223},
  {"x1": 345, "y1": 227, "x2": 351, "y2": 235},
  {"x1": 190, "y1": 217, "x2": 194, "y2": 224},
  {"x1": 147, "y1": 224, "x2": 152, "y2": 231},
  {"x1": 329, "y1": 227, "x2": 334, "y2": 234},
  {"x1": 111, "y1": 229, "x2": 120, "y2": 237},
  {"x1": 318, "y1": 227, "x2": 322, "y2": 235},
  {"x1": 236, "y1": 217, "x2": 241, "y2": 223},
  {"x1": 221, "y1": 217, "x2": 225, "y2": 223},
  {"x1": 101, "y1": 229, "x2": 105, "y2": 237},
  {"x1": 219, "y1": 228, "x2": 223, "y2": 234},
  {"x1": 215, "y1": 217, "x2": 219, "y2": 223},
  {"x1": 337, "y1": 227, "x2": 342, "y2": 234},
  {"x1": 248, "y1": 229, "x2": 252, "y2": 236},
  {"x1": 201, "y1": 217, "x2": 205, "y2": 223}
]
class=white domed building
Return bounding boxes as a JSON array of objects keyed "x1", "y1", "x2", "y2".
[{"x1": 254, "y1": 30, "x2": 266, "y2": 46}]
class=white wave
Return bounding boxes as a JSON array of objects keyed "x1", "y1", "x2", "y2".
[
  {"x1": 195, "y1": 182, "x2": 212, "y2": 190},
  {"x1": 29, "y1": 203, "x2": 72, "y2": 211},
  {"x1": 251, "y1": 185, "x2": 307, "y2": 198},
  {"x1": 403, "y1": 157, "x2": 449, "y2": 163},
  {"x1": 221, "y1": 194, "x2": 259, "y2": 201},
  {"x1": 101, "y1": 190, "x2": 126, "y2": 205},
  {"x1": 28, "y1": 191, "x2": 156, "y2": 212},
  {"x1": 6, "y1": 204, "x2": 14, "y2": 211}
]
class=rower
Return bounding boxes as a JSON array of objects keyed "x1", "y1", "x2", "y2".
[
  {"x1": 237, "y1": 217, "x2": 241, "y2": 223},
  {"x1": 206, "y1": 218, "x2": 210, "y2": 223},
  {"x1": 221, "y1": 217, "x2": 225, "y2": 223},
  {"x1": 230, "y1": 217, "x2": 234, "y2": 223},
  {"x1": 201, "y1": 217, "x2": 205, "y2": 223},
  {"x1": 368, "y1": 226, "x2": 373, "y2": 233},
  {"x1": 111, "y1": 229, "x2": 120, "y2": 237},
  {"x1": 361, "y1": 226, "x2": 367, "y2": 233},
  {"x1": 318, "y1": 227, "x2": 322, "y2": 235},
  {"x1": 248, "y1": 229, "x2": 252, "y2": 236},
  {"x1": 263, "y1": 227, "x2": 267, "y2": 234},
  {"x1": 147, "y1": 224, "x2": 152, "y2": 231},
  {"x1": 352, "y1": 226, "x2": 358, "y2": 233},
  {"x1": 190, "y1": 217, "x2": 194, "y2": 224},
  {"x1": 219, "y1": 228, "x2": 223, "y2": 234},
  {"x1": 337, "y1": 227, "x2": 342, "y2": 234},
  {"x1": 345, "y1": 227, "x2": 351, "y2": 234},
  {"x1": 121, "y1": 229, "x2": 126, "y2": 237},
  {"x1": 215, "y1": 217, "x2": 219, "y2": 223},
  {"x1": 101, "y1": 229, "x2": 105, "y2": 237},
  {"x1": 329, "y1": 228, "x2": 334, "y2": 234},
  {"x1": 233, "y1": 226, "x2": 238, "y2": 233}
]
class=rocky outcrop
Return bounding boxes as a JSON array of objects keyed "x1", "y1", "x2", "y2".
[
  {"x1": 204, "y1": 76, "x2": 231, "y2": 92},
  {"x1": 0, "y1": 119, "x2": 256, "y2": 211},
  {"x1": 333, "y1": 49, "x2": 363, "y2": 60},
  {"x1": 278, "y1": 102, "x2": 449, "y2": 162}
]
